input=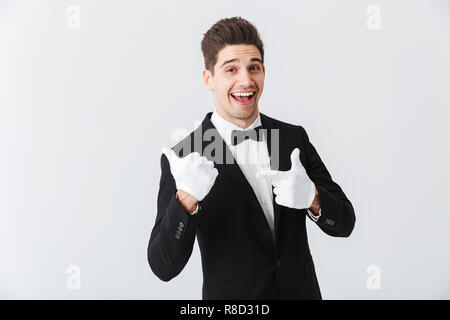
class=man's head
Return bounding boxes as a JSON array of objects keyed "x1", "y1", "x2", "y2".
[{"x1": 201, "y1": 17, "x2": 265, "y2": 128}]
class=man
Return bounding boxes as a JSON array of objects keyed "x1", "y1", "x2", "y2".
[{"x1": 147, "y1": 17, "x2": 355, "y2": 300}]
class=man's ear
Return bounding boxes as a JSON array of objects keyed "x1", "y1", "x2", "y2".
[{"x1": 202, "y1": 69, "x2": 214, "y2": 91}]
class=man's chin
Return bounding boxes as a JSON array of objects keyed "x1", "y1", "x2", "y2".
[
  {"x1": 228, "y1": 104, "x2": 258, "y2": 120},
  {"x1": 228, "y1": 101, "x2": 258, "y2": 120}
]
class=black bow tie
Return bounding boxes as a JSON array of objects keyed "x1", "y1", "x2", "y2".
[{"x1": 231, "y1": 125, "x2": 264, "y2": 146}]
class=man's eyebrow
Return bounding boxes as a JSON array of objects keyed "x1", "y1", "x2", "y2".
[{"x1": 220, "y1": 57, "x2": 263, "y2": 68}]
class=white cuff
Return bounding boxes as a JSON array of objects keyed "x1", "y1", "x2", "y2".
[
  {"x1": 191, "y1": 203, "x2": 200, "y2": 215},
  {"x1": 307, "y1": 208, "x2": 321, "y2": 222}
]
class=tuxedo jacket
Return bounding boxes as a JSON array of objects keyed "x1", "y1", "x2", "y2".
[{"x1": 147, "y1": 112, "x2": 355, "y2": 300}]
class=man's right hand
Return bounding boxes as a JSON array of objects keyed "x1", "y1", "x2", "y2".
[{"x1": 162, "y1": 148, "x2": 219, "y2": 203}]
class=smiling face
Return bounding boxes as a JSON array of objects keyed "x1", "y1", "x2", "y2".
[{"x1": 203, "y1": 44, "x2": 265, "y2": 129}]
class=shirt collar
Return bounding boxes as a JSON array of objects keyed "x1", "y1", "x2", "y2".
[{"x1": 210, "y1": 110, "x2": 262, "y2": 145}]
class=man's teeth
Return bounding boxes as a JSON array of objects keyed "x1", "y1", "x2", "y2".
[{"x1": 231, "y1": 92, "x2": 254, "y2": 97}]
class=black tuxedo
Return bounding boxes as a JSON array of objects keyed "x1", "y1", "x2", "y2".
[{"x1": 147, "y1": 112, "x2": 355, "y2": 299}]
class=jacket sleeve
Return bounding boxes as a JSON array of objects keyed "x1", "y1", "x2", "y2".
[
  {"x1": 147, "y1": 153, "x2": 198, "y2": 281},
  {"x1": 300, "y1": 126, "x2": 356, "y2": 237}
]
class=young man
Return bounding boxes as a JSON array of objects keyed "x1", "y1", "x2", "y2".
[{"x1": 147, "y1": 17, "x2": 355, "y2": 300}]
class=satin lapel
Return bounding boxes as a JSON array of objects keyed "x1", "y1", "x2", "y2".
[
  {"x1": 260, "y1": 113, "x2": 288, "y2": 246},
  {"x1": 200, "y1": 113, "x2": 272, "y2": 233}
]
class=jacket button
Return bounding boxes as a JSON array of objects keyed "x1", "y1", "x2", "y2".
[{"x1": 275, "y1": 260, "x2": 282, "y2": 267}]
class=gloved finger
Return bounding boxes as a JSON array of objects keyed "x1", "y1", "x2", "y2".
[
  {"x1": 198, "y1": 156, "x2": 210, "y2": 164},
  {"x1": 275, "y1": 195, "x2": 291, "y2": 207},
  {"x1": 205, "y1": 168, "x2": 219, "y2": 193},
  {"x1": 268, "y1": 171, "x2": 290, "y2": 185},
  {"x1": 204, "y1": 160, "x2": 215, "y2": 169},
  {"x1": 272, "y1": 178, "x2": 290, "y2": 188},
  {"x1": 196, "y1": 156, "x2": 211, "y2": 167},
  {"x1": 162, "y1": 147, "x2": 178, "y2": 167},
  {"x1": 273, "y1": 186, "x2": 283, "y2": 195},
  {"x1": 275, "y1": 195, "x2": 287, "y2": 206}
]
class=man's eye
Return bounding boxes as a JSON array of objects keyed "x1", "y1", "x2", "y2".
[
  {"x1": 250, "y1": 66, "x2": 260, "y2": 71},
  {"x1": 226, "y1": 68, "x2": 235, "y2": 73}
]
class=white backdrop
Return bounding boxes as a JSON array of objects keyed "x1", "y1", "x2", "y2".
[{"x1": 1, "y1": 0, "x2": 449, "y2": 299}]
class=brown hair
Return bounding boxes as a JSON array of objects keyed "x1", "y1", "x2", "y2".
[{"x1": 201, "y1": 17, "x2": 264, "y2": 75}]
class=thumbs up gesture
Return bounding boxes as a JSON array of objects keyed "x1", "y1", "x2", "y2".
[
  {"x1": 256, "y1": 148, "x2": 316, "y2": 210},
  {"x1": 162, "y1": 148, "x2": 219, "y2": 202}
]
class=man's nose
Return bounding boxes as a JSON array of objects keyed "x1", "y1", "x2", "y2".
[{"x1": 237, "y1": 69, "x2": 254, "y2": 85}]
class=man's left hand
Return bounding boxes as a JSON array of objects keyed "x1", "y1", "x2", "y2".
[{"x1": 257, "y1": 148, "x2": 317, "y2": 210}]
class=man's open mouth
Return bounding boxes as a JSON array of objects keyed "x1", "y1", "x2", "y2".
[{"x1": 230, "y1": 91, "x2": 256, "y2": 106}]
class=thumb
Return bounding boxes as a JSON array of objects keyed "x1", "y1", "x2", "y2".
[
  {"x1": 162, "y1": 147, "x2": 178, "y2": 166},
  {"x1": 290, "y1": 148, "x2": 302, "y2": 170}
]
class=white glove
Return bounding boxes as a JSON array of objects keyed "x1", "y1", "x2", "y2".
[
  {"x1": 162, "y1": 148, "x2": 219, "y2": 201},
  {"x1": 256, "y1": 148, "x2": 316, "y2": 210}
]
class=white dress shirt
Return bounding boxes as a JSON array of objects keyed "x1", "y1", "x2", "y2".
[{"x1": 210, "y1": 111, "x2": 320, "y2": 236}]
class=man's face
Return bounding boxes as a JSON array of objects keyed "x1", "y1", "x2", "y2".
[{"x1": 203, "y1": 44, "x2": 265, "y2": 124}]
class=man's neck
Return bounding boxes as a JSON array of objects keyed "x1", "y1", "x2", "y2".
[{"x1": 215, "y1": 107, "x2": 259, "y2": 129}]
